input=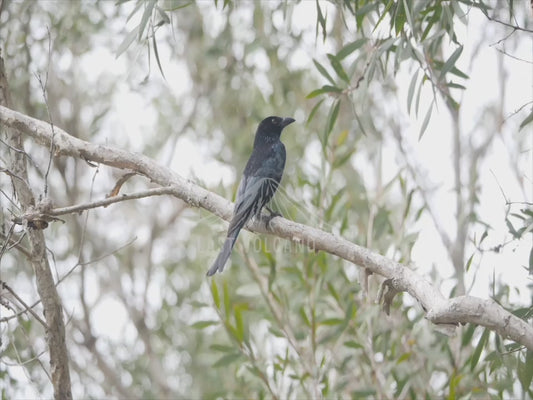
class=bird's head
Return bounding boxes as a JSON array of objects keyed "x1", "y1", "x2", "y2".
[{"x1": 255, "y1": 116, "x2": 295, "y2": 143}]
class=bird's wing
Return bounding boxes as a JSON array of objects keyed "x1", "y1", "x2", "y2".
[{"x1": 230, "y1": 175, "x2": 265, "y2": 230}]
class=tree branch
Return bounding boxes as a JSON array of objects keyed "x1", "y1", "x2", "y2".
[
  {"x1": 1, "y1": 104, "x2": 532, "y2": 351},
  {"x1": 1, "y1": 70, "x2": 73, "y2": 399}
]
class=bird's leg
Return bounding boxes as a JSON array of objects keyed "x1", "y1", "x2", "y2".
[
  {"x1": 266, "y1": 206, "x2": 282, "y2": 219},
  {"x1": 263, "y1": 206, "x2": 282, "y2": 230}
]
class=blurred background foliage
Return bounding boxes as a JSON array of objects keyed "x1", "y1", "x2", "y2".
[{"x1": 0, "y1": 0, "x2": 532, "y2": 398}]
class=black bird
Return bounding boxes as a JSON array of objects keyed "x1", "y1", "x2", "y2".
[{"x1": 207, "y1": 116, "x2": 295, "y2": 276}]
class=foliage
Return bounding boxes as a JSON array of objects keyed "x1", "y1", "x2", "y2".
[{"x1": 0, "y1": 0, "x2": 531, "y2": 398}]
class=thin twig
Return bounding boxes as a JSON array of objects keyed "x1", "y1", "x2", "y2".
[{"x1": 1, "y1": 281, "x2": 48, "y2": 328}]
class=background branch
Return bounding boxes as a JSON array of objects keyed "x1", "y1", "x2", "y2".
[
  {"x1": 1, "y1": 104, "x2": 532, "y2": 352},
  {"x1": 1, "y1": 63, "x2": 73, "y2": 398}
]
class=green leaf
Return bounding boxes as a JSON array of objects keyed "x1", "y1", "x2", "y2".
[
  {"x1": 506, "y1": 217, "x2": 520, "y2": 238},
  {"x1": 461, "y1": 324, "x2": 476, "y2": 348},
  {"x1": 190, "y1": 320, "x2": 218, "y2": 329},
  {"x1": 407, "y1": 70, "x2": 419, "y2": 114},
  {"x1": 315, "y1": 0, "x2": 327, "y2": 42},
  {"x1": 414, "y1": 74, "x2": 426, "y2": 117},
  {"x1": 336, "y1": 129, "x2": 349, "y2": 146},
  {"x1": 518, "y1": 349, "x2": 533, "y2": 392},
  {"x1": 344, "y1": 340, "x2": 363, "y2": 349},
  {"x1": 116, "y1": 25, "x2": 140, "y2": 58},
  {"x1": 210, "y1": 344, "x2": 234, "y2": 353},
  {"x1": 327, "y1": 54, "x2": 350, "y2": 83},
  {"x1": 403, "y1": 189, "x2": 414, "y2": 221},
  {"x1": 299, "y1": 307, "x2": 311, "y2": 327},
  {"x1": 393, "y1": 0, "x2": 406, "y2": 35},
  {"x1": 439, "y1": 45, "x2": 463, "y2": 80},
  {"x1": 233, "y1": 303, "x2": 247, "y2": 343},
  {"x1": 402, "y1": 0, "x2": 415, "y2": 39},
  {"x1": 223, "y1": 280, "x2": 230, "y2": 315},
  {"x1": 321, "y1": 318, "x2": 343, "y2": 326},
  {"x1": 139, "y1": 0, "x2": 157, "y2": 40},
  {"x1": 307, "y1": 99, "x2": 324, "y2": 125},
  {"x1": 519, "y1": 109, "x2": 533, "y2": 131},
  {"x1": 470, "y1": 328, "x2": 490, "y2": 371},
  {"x1": 151, "y1": 24, "x2": 166, "y2": 79},
  {"x1": 419, "y1": 101, "x2": 433, "y2": 140},
  {"x1": 373, "y1": 0, "x2": 394, "y2": 32},
  {"x1": 446, "y1": 82, "x2": 466, "y2": 90},
  {"x1": 213, "y1": 352, "x2": 242, "y2": 368},
  {"x1": 327, "y1": 282, "x2": 340, "y2": 303},
  {"x1": 465, "y1": 253, "x2": 474, "y2": 272},
  {"x1": 211, "y1": 280, "x2": 220, "y2": 309},
  {"x1": 376, "y1": 37, "x2": 397, "y2": 58},
  {"x1": 336, "y1": 38, "x2": 367, "y2": 60},
  {"x1": 323, "y1": 100, "x2": 341, "y2": 147},
  {"x1": 313, "y1": 59, "x2": 336, "y2": 85},
  {"x1": 397, "y1": 352, "x2": 412, "y2": 364},
  {"x1": 306, "y1": 85, "x2": 342, "y2": 99}
]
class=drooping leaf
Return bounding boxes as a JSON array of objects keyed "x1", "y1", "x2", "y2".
[
  {"x1": 307, "y1": 99, "x2": 324, "y2": 125},
  {"x1": 313, "y1": 59, "x2": 336, "y2": 85},
  {"x1": 439, "y1": 45, "x2": 464, "y2": 80},
  {"x1": 517, "y1": 349, "x2": 533, "y2": 392},
  {"x1": 307, "y1": 85, "x2": 342, "y2": 99},
  {"x1": 407, "y1": 70, "x2": 419, "y2": 114},
  {"x1": 116, "y1": 25, "x2": 140, "y2": 58},
  {"x1": 190, "y1": 320, "x2": 219, "y2": 329},
  {"x1": 213, "y1": 352, "x2": 242, "y2": 368},
  {"x1": 327, "y1": 54, "x2": 350, "y2": 83},
  {"x1": 419, "y1": 101, "x2": 433, "y2": 140},
  {"x1": 211, "y1": 280, "x2": 220, "y2": 309},
  {"x1": 138, "y1": 0, "x2": 157, "y2": 40},
  {"x1": 470, "y1": 328, "x2": 490, "y2": 371},
  {"x1": 336, "y1": 38, "x2": 367, "y2": 60}
]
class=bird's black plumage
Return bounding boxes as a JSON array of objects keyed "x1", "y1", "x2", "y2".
[{"x1": 207, "y1": 116, "x2": 295, "y2": 276}]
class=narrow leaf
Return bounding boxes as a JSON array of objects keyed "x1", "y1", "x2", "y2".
[
  {"x1": 517, "y1": 349, "x2": 533, "y2": 391},
  {"x1": 418, "y1": 101, "x2": 433, "y2": 140},
  {"x1": 407, "y1": 70, "x2": 418, "y2": 114},
  {"x1": 211, "y1": 280, "x2": 220, "y2": 309},
  {"x1": 470, "y1": 328, "x2": 490, "y2": 371},
  {"x1": 315, "y1": 0, "x2": 327, "y2": 42},
  {"x1": 327, "y1": 54, "x2": 350, "y2": 83},
  {"x1": 440, "y1": 45, "x2": 463, "y2": 80},
  {"x1": 152, "y1": 24, "x2": 166, "y2": 79},
  {"x1": 139, "y1": 0, "x2": 157, "y2": 40},
  {"x1": 223, "y1": 280, "x2": 230, "y2": 316},
  {"x1": 116, "y1": 25, "x2": 140, "y2": 58},
  {"x1": 344, "y1": 341, "x2": 363, "y2": 349},
  {"x1": 324, "y1": 100, "x2": 341, "y2": 146},
  {"x1": 306, "y1": 85, "x2": 342, "y2": 99},
  {"x1": 313, "y1": 59, "x2": 336, "y2": 85},
  {"x1": 307, "y1": 99, "x2": 324, "y2": 125},
  {"x1": 190, "y1": 320, "x2": 218, "y2": 329},
  {"x1": 337, "y1": 38, "x2": 367, "y2": 60},
  {"x1": 213, "y1": 353, "x2": 242, "y2": 368}
]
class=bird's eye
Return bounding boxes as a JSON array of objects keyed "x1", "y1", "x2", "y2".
[{"x1": 271, "y1": 118, "x2": 278, "y2": 125}]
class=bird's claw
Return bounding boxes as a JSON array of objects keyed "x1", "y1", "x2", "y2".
[{"x1": 264, "y1": 207, "x2": 282, "y2": 230}]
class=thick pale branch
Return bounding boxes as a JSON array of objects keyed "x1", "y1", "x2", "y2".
[{"x1": 1, "y1": 104, "x2": 532, "y2": 351}]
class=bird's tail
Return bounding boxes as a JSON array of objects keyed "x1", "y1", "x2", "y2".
[
  {"x1": 206, "y1": 235, "x2": 238, "y2": 276},
  {"x1": 207, "y1": 198, "x2": 253, "y2": 276}
]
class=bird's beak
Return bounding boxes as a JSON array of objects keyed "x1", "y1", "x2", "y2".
[{"x1": 281, "y1": 117, "x2": 296, "y2": 128}]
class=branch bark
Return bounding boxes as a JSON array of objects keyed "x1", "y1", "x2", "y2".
[
  {"x1": 1, "y1": 63, "x2": 73, "y2": 397},
  {"x1": 1, "y1": 104, "x2": 532, "y2": 351}
]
